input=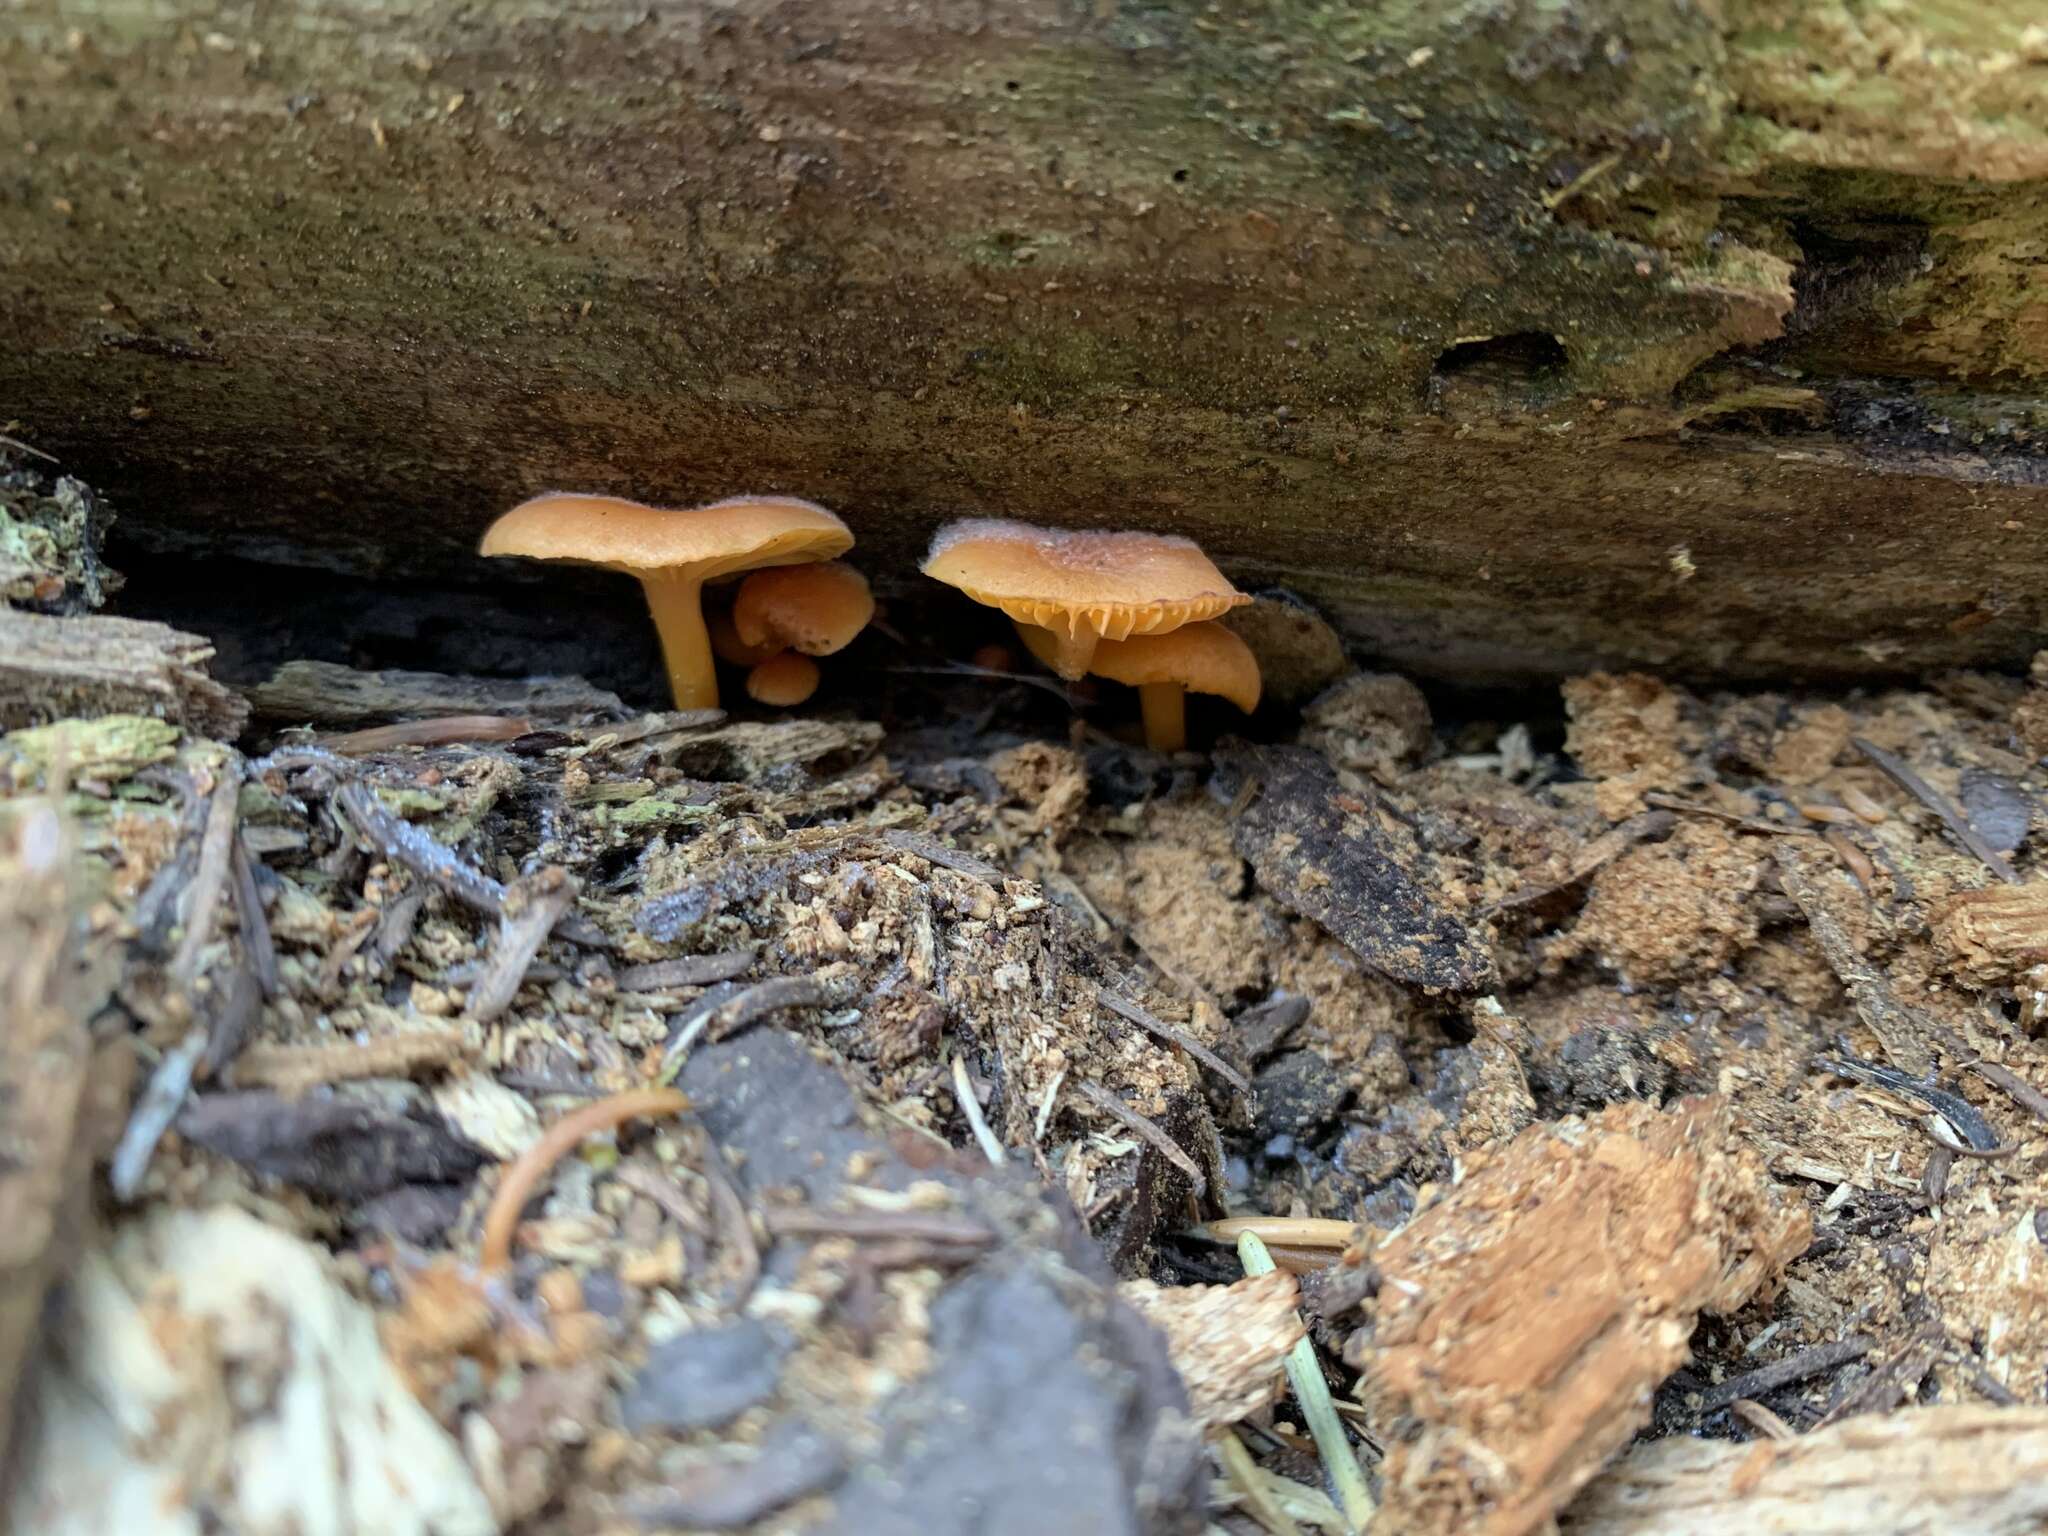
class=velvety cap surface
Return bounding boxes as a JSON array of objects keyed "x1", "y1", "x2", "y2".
[
  {"x1": 923, "y1": 518, "x2": 1245, "y2": 639},
  {"x1": 482, "y1": 494, "x2": 851, "y2": 580}
]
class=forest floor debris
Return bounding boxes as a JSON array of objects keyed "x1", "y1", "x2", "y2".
[{"x1": 8, "y1": 608, "x2": 2048, "y2": 1534}]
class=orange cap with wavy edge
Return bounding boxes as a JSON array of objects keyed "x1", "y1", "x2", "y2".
[
  {"x1": 922, "y1": 519, "x2": 1245, "y2": 647},
  {"x1": 481, "y1": 494, "x2": 850, "y2": 580},
  {"x1": 1016, "y1": 619, "x2": 1262, "y2": 712}
]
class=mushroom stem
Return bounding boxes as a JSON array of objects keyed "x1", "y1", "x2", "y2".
[
  {"x1": 638, "y1": 573, "x2": 718, "y2": 710},
  {"x1": 1044, "y1": 625, "x2": 1100, "y2": 681},
  {"x1": 1138, "y1": 682, "x2": 1187, "y2": 753}
]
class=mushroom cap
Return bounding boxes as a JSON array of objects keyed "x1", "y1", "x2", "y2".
[
  {"x1": 732, "y1": 561, "x2": 874, "y2": 656},
  {"x1": 481, "y1": 494, "x2": 852, "y2": 581},
  {"x1": 922, "y1": 519, "x2": 1246, "y2": 641},
  {"x1": 1016, "y1": 618, "x2": 1262, "y2": 712},
  {"x1": 745, "y1": 652, "x2": 821, "y2": 708}
]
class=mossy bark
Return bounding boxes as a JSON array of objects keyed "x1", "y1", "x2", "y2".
[{"x1": 4, "y1": 0, "x2": 2045, "y2": 681}]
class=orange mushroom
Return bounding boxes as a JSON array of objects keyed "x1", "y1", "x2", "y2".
[
  {"x1": 479, "y1": 494, "x2": 851, "y2": 710},
  {"x1": 708, "y1": 609, "x2": 780, "y2": 668},
  {"x1": 731, "y1": 560, "x2": 874, "y2": 657},
  {"x1": 922, "y1": 519, "x2": 1247, "y2": 680},
  {"x1": 746, "y1": 652, "x2": 821, "y2": 708},
  {"x1": 1016, "y1": 619, "x2": 1261, "y2": 752}
]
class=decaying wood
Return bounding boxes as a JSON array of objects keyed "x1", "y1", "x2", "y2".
[
  {"x1": 1934, "y1": 883, "x2": 2048, "y2": 986},
  {"x1": 465, "y1": 868, "x2": 577, "y2": 1024},
  {"x1": 1215, "y1": 745, "x2": 1492, "y2": 992},
  {"x1": 247, "y1": 659, "x2": 624, "y2": 726},
  {"x1": 1773, "y1": 845, "x2": 1935, "y2": 1076},
  {"x1": 1351, "y1": 1097, "x2": 1811, "y2": 1536},
  {"x1": 0, "y1": 803, "x2": 114, "y2": 1464},
  {"x1": 1119, "y1": 1271, "x2": 1303, "y2": 1433},
  {"x1": 0, "y1": 607, "x2": 247, "y2": 736},
  {"x1": 1560, "y1": 1405, "x2": 2048, "y2": 1536}
]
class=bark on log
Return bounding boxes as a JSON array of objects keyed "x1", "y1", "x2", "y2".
[{"x1": 5, "y1": 1, "x2": 2047, "y2": 681}]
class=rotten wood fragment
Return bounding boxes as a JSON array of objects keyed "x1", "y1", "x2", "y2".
[
  {"x1": 1351, "y1": 1097, "x2": 1811, "y2": 1536},
  {"x1": 177, "y1": 1089, "x2": 487, "y2": 1200},
  {"x1": 0, "y1": 801, "x2": 117, "y2": 1463},
  {"x1": 1933, "y1": 881, "x2": 2048, "y2": 985},
  {"x1": 1773, "y1": 845, "x2": 1935, "y2": 1075},
  {"x1": 465, "y1": 868, "x2": 577, "y2": 1023},
  {"x1": 1214, "y1": 745, "x2": 1492, "y2": 992},
  {"x1": 0, "y1": 607, "x2": 248, "y2": 736},
  {"x1": 247, "y1": 658, "x2": 624, "y2": 725},
  {"x1": 1561, "y1": 1405, "x2": 2048, "y2": 1535},
  {"x1": 1119, "y1": 1270, "x2": 1302, "y2": 1432},
  {"x1": 878, "y1": 827, "x2": 1002, "y2": 883},
  {"x1": 168, "y1": 762, "x2": 242, "y2": 991},
  {"x1": 1696, "y1": 1335, "x2": 1872, "y2": 1413}
]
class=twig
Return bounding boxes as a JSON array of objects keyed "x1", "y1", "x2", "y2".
[
  {"x1": 952, "y1": 1054, "x2": 1008, "y2": 1167},
  {"x1": 1200, "y1": 1216, "x2": 1356, "y2": 1249},
  {"x1": 1075, "y1": 1079, "x2": 1203, "y2": 1197},
  {"x1": 1034, "y1": 1065, "x2": 1066, "y2": 1143},
  {"x1": 1852, "y1": 736, "x2": 2019, "y2": 884},
  {"x1": 335, "y1": 781, "x2": 507, "y2": 916},
  {"x1": 1820, "y1": 1328, "x2": 1940, "y2": 1425},
  {"x1": 1641, "y1": 794, "x2": 1813, "y2": 837},
  {"x1": 465, "y1": 867, "x2": 577, "y2": 1023},
  {"x1": 879, "y1": 828, "x2": 1002, "y2": 883},
  {"x1": 107, "y1": 1030, "x2": 207, "y2": 1201},
  {"x1": 169, "y1": 765, "x2": 242, "y2": 990},
  {"x1": 1238, "y1": 1230, "x2": 1374, "y2": 1534},
  {"x1": 762, "y1": 1208, "x2": 998, "y2": 1247},
  {"x1": 1730, "y1": 1399, "x2": 1798, "y2": 1442},
  {"x1": 226, "y1": 1026, "x2": 468, "y2": 1092},
  {"x1": 1099, "y1": 989, "x2": 1251, "y2": 1097},
  {"x1": 479, "y1": 1088, "x2": 690, "y2": 1273},
  {"x1": 1218, "y1": 1428, "x2": 1304, "y2": 1536},
  {"x1": 321, "y1": 715, "x2": 536, "y2": 753},
  {"x1": 196, "y1": 961, "x2": 263, "y2": 1080},
  {"x1": 1775, "y1": 847, "x2": 1933, "y2": 1075},
  {"x1": 0, "y1": 431, "x2": 58, "y2": 462},
  {"x1": 230, "y1": 833, "x2": 280, "y2": 1000},
  {"x1": 367, "y1": 883, "x2": 427, "y2": 975},
  {"x1": 614, "y1": 951, "x2": 755, "y2": 992},
  {"x1": 1700, "y1": 1335, "x2": 1873, "y2": 1412},
  {"x1": 665, "y1": 971, "x2": 857, "y2": 1053},
  {"x1": 1960, "y1": 1054, "x2": 2048, "y2": 1127}
]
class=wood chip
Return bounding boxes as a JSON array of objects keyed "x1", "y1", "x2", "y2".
[
  {"x1": 0, "y1": 606, "x2": 247, "y2": 736},
  {"x1": 1562, "y1": 1405, "x2": 2048, "y2": 1534},
  {"x1": 247, "y1": 659, "x2": 623, "y2": 725},
  {"x1": 1215, "y1": 744, "x2": 1492, "y2": 991},
  {"x1": 1352, "y1": 1097, "x2": 1811, "y2": 1536},
  {"x1": 1120, "y1": 1271, "x2": 1303, "y2": 1431},
  {"x1": 1932, "y1": 881, "x2": 2048, "y2": 985}
]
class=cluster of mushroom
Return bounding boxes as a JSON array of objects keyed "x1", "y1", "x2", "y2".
[
  {"x1": 479, "y1": 495, "x2": 1260, "y2": 750},
  {"x1": 479, "y1": 494, "x2": 871, "y2": 711}
]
